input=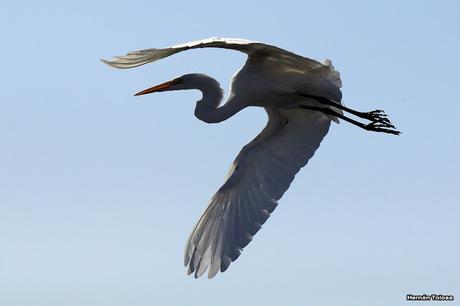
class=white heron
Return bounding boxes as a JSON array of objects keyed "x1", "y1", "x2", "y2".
[{"x1": 102, "y1": 37, "x2": 400, "y2": 279}]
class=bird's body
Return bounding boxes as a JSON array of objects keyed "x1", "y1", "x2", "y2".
[{"x1": 103, "y1": 37, "x2": 399, "y2": 279}]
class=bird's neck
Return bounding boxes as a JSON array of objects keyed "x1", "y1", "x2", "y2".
[{"x1": 193, "y1": 76, "x2": 243, "y2": 123}]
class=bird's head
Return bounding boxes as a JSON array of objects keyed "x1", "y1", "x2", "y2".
[{"x1": 134, "y1": 73, "x2": 220, "y2": 96}]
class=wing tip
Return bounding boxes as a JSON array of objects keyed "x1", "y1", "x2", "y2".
[
  {"x1": 100, "y1": 58, "x2": 132, "y2": 69},
  {"x1": 100, "y1": 58, "x2": 113, "y2": 67}
]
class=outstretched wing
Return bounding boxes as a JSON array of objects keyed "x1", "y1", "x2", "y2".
[
  {"x1": 101, "y1": 37, "x2": 341, "y2": 88},
  {"x1": 185, "y1": 108, "x2": 331, "y2": 278}
]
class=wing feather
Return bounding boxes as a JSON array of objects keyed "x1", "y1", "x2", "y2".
[
  {"x1": 185, "y1": 108, "x2": 331, "y2": 278},
  {"x1": 101, "y1": 37, "x2": 341, "y2": 90}
]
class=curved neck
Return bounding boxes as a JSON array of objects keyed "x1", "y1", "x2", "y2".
[{"x1": 190, "y1": 75, "x2": 243, "y2": 123}]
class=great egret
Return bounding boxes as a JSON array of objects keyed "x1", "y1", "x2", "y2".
[{"x1": 102, "y1": 37, "x2": 400, "y2": 279}]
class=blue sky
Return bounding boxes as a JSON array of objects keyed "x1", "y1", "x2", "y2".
[{"x1": 1, "y1": 1, "x2": 459, "y2": 305}]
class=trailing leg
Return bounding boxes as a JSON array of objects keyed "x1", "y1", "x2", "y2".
[
  {"x1": 299, "y1": 105, "x2": 401, "y2": 135},
  {"x1": 298, "y1": 92, "x2": 395, "y2": 127}
]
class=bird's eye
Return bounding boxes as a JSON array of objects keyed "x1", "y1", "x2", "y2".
[{"x1": 173, "y1": 77, "x2": 183, "y2": 85}]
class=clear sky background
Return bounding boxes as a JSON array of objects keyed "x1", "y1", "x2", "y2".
[{"x1": 1, "y1": 1, "x2": 459, "y2": 306}]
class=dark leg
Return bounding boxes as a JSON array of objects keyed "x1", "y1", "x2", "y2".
[
  {"x1": 298, "y1": 93, "x2": 395, "y2": 127},
  {"x1": 299, "y1": 105, "x2": 401, "y2": 135}
]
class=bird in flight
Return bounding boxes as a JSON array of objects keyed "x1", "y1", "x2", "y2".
[{"x1": 102, "y1": 37, "x2": 400, "y2": 279}]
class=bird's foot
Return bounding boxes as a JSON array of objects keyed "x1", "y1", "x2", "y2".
[
  {"x1": 364, "y1": 120, "x2": 401, "y2": 135},
  {"x1": 361, "y1": 109, "x2": 393, "y2": 125}
]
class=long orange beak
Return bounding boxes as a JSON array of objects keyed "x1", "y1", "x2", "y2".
[{"x1": 134, "y1": 80, "x2": 175, "y2": 96}]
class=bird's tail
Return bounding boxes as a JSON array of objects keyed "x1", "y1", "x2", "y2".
[{"x1": 322, "y1": 59, "x2": 342, "y2": 88}]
